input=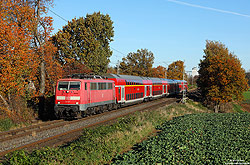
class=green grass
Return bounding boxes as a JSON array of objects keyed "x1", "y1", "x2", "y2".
[
  {"x1": 0, "y1": 118, "x2": 15, "y2": 131},
  {"x1": 2, "y1": 101, "x2": 208, "y2": 164},
  {"x1": 232, "y1": 90, "x2": 250, "y2": 112},
  {"x1": 242, "y1": 90, "x2": 250, "y2": 104},
  {"x1": 232, "y1": 103, "x2": 244, "y2": 113},
  {"x1": 186, "y1": 99, "x2": 210, "y2": 111}
]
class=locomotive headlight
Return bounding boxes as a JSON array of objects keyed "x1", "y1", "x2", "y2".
[
  {"x1": 76, "y1": 102, "x2": 79, "y2": 104},
  {"x1": 70, "y1": 96, "x2": 80, "y2": 100},
  {"x1": 58, "y1": 101, "x2": 60, "y2": 104},
  {"x1": 57, "y1": 96, "x2": 65, "y2": 100}
]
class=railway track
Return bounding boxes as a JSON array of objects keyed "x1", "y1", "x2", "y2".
[{"x1": 0, "y1": 97, "x2": 178, "y2": 157}]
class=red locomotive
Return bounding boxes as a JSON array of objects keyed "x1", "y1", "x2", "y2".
[{"x1": 54, "y1": 74, "x2": 188, "y2": 119}]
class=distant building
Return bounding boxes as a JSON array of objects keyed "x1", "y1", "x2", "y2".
[{"x1": 192, "y1": 67, "x2": 199, "y2": 77}]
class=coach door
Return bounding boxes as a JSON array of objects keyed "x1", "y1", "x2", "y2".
[
  {"x1": 149, "y1": 85, "x2": 152, "y2": 96},
  {"x1": 145, "y1": 85, "x2": 150, "y2": 96},
  {"x1": 121, "y1": 86, "x2": 125, "y2": 102}
]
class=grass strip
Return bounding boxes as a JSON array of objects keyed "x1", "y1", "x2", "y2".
[
  {"x1": 2, "y1": 101, "x2": 209, "y2": 164},
  {"x1": 0, "y1": 118, "x2": 16, "y2": 131}
]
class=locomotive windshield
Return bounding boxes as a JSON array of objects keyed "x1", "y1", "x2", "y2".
[{"x1": 58, "y1": 81, "x2": 81, "y2": 90}]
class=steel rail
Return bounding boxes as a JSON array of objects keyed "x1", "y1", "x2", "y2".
[{"x1": 0, "y1": 97, "x2": 177, "y2": 157}]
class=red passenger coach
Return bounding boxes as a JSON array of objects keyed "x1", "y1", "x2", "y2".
[
  {"x1": 105, "y1": 74, "x2": 169, "y2": 106},
  {"x1": 55, "y1": 75, "x2": 115, "y2": 118},
  {"x1": 175, "y1": 80, "x2": 188, "y2": 93}
]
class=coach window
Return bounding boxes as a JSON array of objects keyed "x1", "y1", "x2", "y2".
[{"x1": 85, "y1": 83, "x2": 87, "y2": 90}]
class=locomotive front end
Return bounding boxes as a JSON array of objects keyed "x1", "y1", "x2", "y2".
[{"x1": 55, "y1": 80, "x2": 82, "y2": 118}]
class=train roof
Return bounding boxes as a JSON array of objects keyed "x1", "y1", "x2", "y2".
[
  {"x1": 57, "y1": 78, "x2": 114, "y2": 82},
  {"x1": 105, "y1": 73, "x2": 149, "y2": 81},
  {"x1": 173, "y1": 79, "x2": 187, "y2": 83},
  {"x1": 105, "y1": 74, "x2": 187, "y2": 83}
]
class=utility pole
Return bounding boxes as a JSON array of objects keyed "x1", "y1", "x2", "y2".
[
  {"x1": 163, "y1": 62, "x2": 169, "y2": 79},
  {"x1": 117, "y1": 60, "x2": 120, "y2": 75},
  {"x1": 186, "y1": 71, "x2": 192, "y2": 87},
  {"x1": 181, "y1": 60, "x2": 186, "y2": 104}
]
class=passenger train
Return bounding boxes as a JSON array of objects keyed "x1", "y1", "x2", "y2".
[{"x1": 54, "y1": 74, "x2": 188, "y2": 119}]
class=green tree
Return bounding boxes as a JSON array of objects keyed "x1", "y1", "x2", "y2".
[
  {"x1": 197, "y1": 40, "x2": 249, "y2": 112},
  {"x1": 119, "y1": 49, "x2": 154, "y2": 77},
  {"x1": 167, "y1": 60, "x2": 184, "y2": 80},
  {"x1": 52, "y1": 12, "x2": 114, "y2": 74}
]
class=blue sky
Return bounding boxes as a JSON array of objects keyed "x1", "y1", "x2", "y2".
[{"x1": 48, "y1": 0, "x2": 250, "y2": 72}]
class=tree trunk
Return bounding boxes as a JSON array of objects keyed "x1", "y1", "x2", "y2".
[
  {"x1": 214, "y1": 104, "x2": 219, "y2": 113},
  {"x1": 40, "y1": 61, "x2": 45, "y2": 96},
  {"x1": 39, "y1": 58, "x2": 46, "y2": 120},
  {"x1": 0, "y1": 94, "x2": 11, "y2": 111},
  {"x1": 34, "y1": 0, "x2": 46, "y2": 119}
]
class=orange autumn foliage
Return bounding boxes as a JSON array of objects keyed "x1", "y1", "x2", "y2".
[
  {"x1": 167, "y1": 60, "x2": 184, "y2": 80},
  {"x1": 151, "y1": 65, "x2": 166, "y2": 78},
  {"x1": 197, "y1": 40, "x2": 249, "y2": 112},
  {"x1": 29, "y1": 0, "x2": 63, "y2": 97},
  {"x1": 0, "y1": 1, "x2": 38, "y2": 99},
  {"x1": 0, "y1": 0, "x2": 62, "y2": 114},
  {"x1": 42, "y1": 41, "x2": 63, "y2": 96}
]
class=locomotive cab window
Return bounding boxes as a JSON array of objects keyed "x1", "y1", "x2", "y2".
[
  {"x1": 58, "y1": 81, "x2": 80, "y2": 90},
  {"x1": 58, "y1": 81, "x2": 68, "y2": 90},
  {"x1": 69, "y1": 82, "x2": 80, "y2": 90}
]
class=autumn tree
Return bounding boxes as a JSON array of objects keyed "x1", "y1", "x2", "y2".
[
  {"x1": 119, "y1": 49, "x2": 154, "y2": 77},
  {"x1": 197, "y1": 40, "x2": 249, "y2": 112},
  {"x1": 246, "y1": 71, "x2": 250, "y2": 86},
  {"x1": 167, "y1": 60, "x2": 184, "y2": 80},
  {"x1": 28, "y1": 0, "x2": 62, "y2": 97},
  {"x1": 62, "y1": 59, "x2": 91, "y2": 78},
  {"x1": 0, "y1": 0, "x2": 38, "y2": 114},
  {"x1": 0, "y1": 0, "x2": 62, "y2": 121},
  {"x1": 107, "y1": 66, "x2": 117, "y2": 74},
  {"x1": 52, "y1": 12, "x2": 114, "y2": 74},
  {"x1": 151, "y1": 65, "x2": 166, "y2": 78}
]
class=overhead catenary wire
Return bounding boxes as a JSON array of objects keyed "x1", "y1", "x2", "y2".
[
  {"x1": 111, "y1": 47, "x2": 127, "y2": 57},
  {"x1": 46, "y1": 7, "x2": 68, "y2": 22}
]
